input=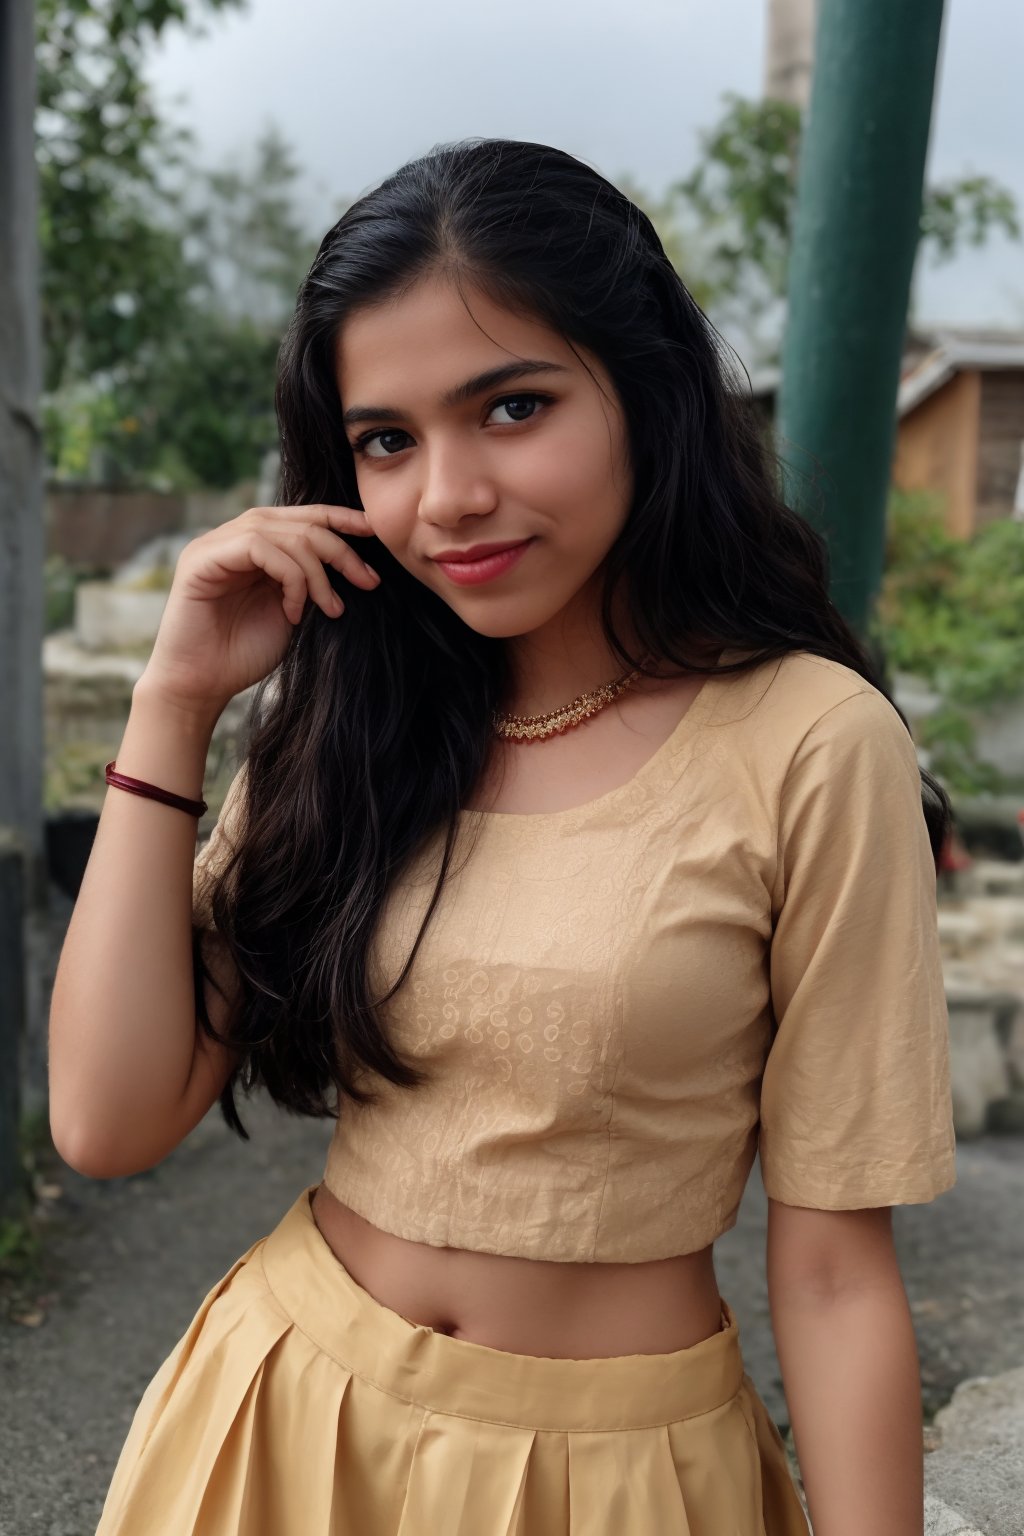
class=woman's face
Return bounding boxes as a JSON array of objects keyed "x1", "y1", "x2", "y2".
[{"x1": 333, "y1": 274, "x2": 633, "y2": 640}]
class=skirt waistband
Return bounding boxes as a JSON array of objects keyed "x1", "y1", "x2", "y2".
[{"x1": 259, "y1": 1186, "x2": 746, "y2": 1433}]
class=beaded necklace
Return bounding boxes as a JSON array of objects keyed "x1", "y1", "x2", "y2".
[{"x1": 492, "y1": 664, "x2": 645, "y2": 743}]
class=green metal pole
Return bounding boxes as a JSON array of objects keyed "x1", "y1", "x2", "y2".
[{"x1": 777, "y1": 0, "x2": 946, "y2": 638}]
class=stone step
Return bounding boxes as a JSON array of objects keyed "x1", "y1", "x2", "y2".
[
  {"x1": 942, "y1": 982, "x2": 1023, "y2": 1136},
  {"x1": 924, "y1": 1498, "x2": 987, "y2": 1536},
  {"x1": 939, "y1": 911, "x2": 989, "y2": 956},
  {"x1": 923, "y1": 1365, "x2": 1024, "y2": 1536},
  {"x1": 959, "y1": 896, "x2": 1024, "y2": 944},
  {"x1": 962, "y1": 858, "x2": 1024, "y2": 898},
  {"x1": 939, "y1": 900, "x2": 1024, "y2": 955}
]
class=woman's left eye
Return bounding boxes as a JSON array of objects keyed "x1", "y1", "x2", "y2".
[{"x1": 488, "y1": 392, "x2": 552, "y2": 425}]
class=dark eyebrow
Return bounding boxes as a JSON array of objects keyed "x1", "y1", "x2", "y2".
[{"x1": 341, "y1": 360, "x2": 571, "y2": 430}]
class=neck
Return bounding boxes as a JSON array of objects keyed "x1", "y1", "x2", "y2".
[
  {"x1": 502, "y1": 576, "x2": 643, "y2": 716},
  {"x1": 501, "y1": 578, "x2": 724, "y2": 717}
]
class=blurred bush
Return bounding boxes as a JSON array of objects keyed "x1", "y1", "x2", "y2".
[
  {"x1": 874, "y1": 491, "x2": 1024, "y2": 795},
  {"x1": 43, "y1": 554, "x2": 111, "y2": 633}
]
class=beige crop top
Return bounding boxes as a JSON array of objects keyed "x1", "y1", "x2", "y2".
[{"x1": 192, "y1": 648, "x2": 957, "y2": 1263}]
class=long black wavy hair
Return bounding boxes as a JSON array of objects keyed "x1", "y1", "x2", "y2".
[{"x1": 193, "y1": 137, "x2": 954, "y2": 1140}]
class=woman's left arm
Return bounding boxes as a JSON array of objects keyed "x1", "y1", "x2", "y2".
[{"x1": 766, "y1": 1197, "x2": 926, "y2": 1536}]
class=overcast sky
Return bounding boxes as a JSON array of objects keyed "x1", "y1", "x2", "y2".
[{"x1": 146, "y1": 0, "x2": 1024, "y2": 348}]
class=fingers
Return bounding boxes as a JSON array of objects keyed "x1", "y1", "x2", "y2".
[
  {"x1": 319, "y1": 505, "x2": 374, "y2": 536},
  {"x1": 248, "y1": 503, "x2": 374, "y2": 535},
  {"x1": 235, "y1": 505, "x2": 382, "y2": 623},
  {"x1": 246, "y1": 530, "x2": 381, "y2": 626},
  {"x1": 245, "y1": 532, "x2": 325, "y2": 625},
  {"x1": 291, "y1": 523, "x2": 381, "y2": 589},
  {"x1": 243, "y1": 505, "x2": 380, "y2": 580},
  {"x1": 278, "y1": 530, "x2": 354, "y2": 617}
]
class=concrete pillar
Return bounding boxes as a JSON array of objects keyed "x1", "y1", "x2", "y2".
[
  {"x1": 0, "y1": 837, "x2": 25, "y2": 1219},
  {"x1": 1, "y1": 0, "x2": 49, "y2": 1212},
  {"x1": 764, "y1": 0, "x2": 818, "y2": 108}
]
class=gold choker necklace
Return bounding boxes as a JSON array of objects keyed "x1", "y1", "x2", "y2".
[{"x1": 493, "y1": 664, "x2": 645, "y2": 743}]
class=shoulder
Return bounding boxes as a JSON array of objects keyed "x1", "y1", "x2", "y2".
[
  {"x1": 777, "y1": 652, "x2": 918, "y2": 776},
  {"x1": 702, "y1": 650, "x2": 920, "y2": 823},
  {"x1": 756, "y1": 649, "x2": 885, "y2": 726},
  {"x1": 722, "y1": 649, "x2": 912, "y2": 761}
]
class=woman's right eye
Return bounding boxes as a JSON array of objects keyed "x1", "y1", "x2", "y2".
[{"x1": 352, "y1": 428, "x2": 409, "y2": 460}]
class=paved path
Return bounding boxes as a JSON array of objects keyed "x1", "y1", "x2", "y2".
[{"x1": 1, "y1": 1084, "x2": 1021, "y2": 1535}]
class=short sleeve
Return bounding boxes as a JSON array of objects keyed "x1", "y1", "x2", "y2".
[
  {"x1": 192, "y1": 760, "x2": 249, "y2": 935},
  {"x1": 758, "y1": 689, "x2": 957, "y2": 1209}
]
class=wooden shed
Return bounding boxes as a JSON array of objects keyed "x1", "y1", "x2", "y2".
[
  {"x1": 893, "y1": 331, "x2": 1024, "y2": 537},
  {"x1": 745, "y1": 328, "x2": 1024, "y2": 537}
]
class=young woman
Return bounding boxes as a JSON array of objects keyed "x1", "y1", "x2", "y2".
[{"x1": 50, "y1": 137, "x2": 957, "y2": 1536}]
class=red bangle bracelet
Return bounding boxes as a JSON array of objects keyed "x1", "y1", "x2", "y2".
[{"x1": 104, "y1": 760, "x2": 208, "y2": 818}]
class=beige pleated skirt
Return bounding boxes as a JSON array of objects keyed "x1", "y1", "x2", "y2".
[{"x1": 95, "y1": 1184, "x2": 810, "y2": 1535}]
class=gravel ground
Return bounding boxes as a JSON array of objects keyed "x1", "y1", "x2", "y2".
[{"x1": 1, "y1": 1083, "x2": 1021, "y2": 1536}]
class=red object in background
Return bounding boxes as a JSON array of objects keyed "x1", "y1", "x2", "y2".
[{"x1": 938, "y1": 826, "x2": 974, "y2": 873}]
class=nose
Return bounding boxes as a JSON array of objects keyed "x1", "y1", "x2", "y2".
[{"x1": 416, "y1": 437, "x2": 499, "y2": 529}]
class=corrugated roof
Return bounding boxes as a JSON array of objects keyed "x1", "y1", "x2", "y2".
[
  {"x1": 898, "y1": 331, "x2": 1024, "y2": 415},
  {"x1": 742, "y1": 329, "x2": 1024, "y2": 413}
]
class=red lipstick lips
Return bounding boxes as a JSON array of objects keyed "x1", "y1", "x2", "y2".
[
  {"x1": 431, "y1": 537, "x2": 535, "y2": 587},
  {"x1": 431, "y1": 539, "x2": 531, "y2": 562}
]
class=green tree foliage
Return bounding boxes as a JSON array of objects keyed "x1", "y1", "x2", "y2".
[
  {"x1": 38, "y1": 0, "x2": 322, "y2": 489},
  {"x1": 920, "y1": 174, "x2": 1023, "y2": 259},
  {"x1": 139, "y1": 319, "x2": 284, "y2": 489},
  {"x1": 675, "y1": 96, "x2": 801, "y2": 314},
  {"x1": 36, "y1": 0, "x2": 243, "y2": 392},
  {"x1": 872, "y1": 492, "x2": 1024, "y2": 794},
  {"x1": 184, "y1": 129, "x2": 318, "y2": 330},
  {"x1": 134, "y1": 129, "x2": 319, "y2": 488},
  {"x1": 129, "y1": 127, "x2": 319, "y2": 488},
  {"x1": 642, "y1": 94, "x2": 1021, "y2": 361}
]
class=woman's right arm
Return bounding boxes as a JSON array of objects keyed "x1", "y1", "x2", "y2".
[
  {"x1": 47, "y1": 679, "x2": 231, "y2": 1177},
  {"x1": 46, "y1": 499, "x2": 380, "y2": 1178}
]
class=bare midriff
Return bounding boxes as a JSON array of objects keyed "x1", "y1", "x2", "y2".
[
  {"x1": 310, "y1": 1182, "x2": 724, "y2": 1357},
  {"x1": 309, "y1": 664, "x2": 729, "y2": 1359}
]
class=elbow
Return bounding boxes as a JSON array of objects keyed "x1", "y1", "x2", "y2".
[
  {"x1": 47, "y1": 1079, "x2": 116, "y2": 1178},
  {"x1": 766, "y1": 1197, "x2": 903, "y2": 1305},
  {"x1": 49, "y1": 1116, "x2": 161, "y2": 1181},
  {"x1": 49, "y1": 1118, "x2": 111, "y2": 1179}
]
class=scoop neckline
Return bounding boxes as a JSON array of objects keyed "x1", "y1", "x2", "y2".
[{"x1": 459, "y1": 646, "x2": 743, "y2": 828}]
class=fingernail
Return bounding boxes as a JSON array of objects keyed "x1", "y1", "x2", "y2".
[{"x1": 364, "y1": 563, "x2": 381, "y2": 583}]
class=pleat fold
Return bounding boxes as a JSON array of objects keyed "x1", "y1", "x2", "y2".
[
  {"x1": 396, "y1": 1412, "x2": 536, "y2": 1535},
  {"x1": 195, "y1": 1338, "x2": 358, "y2": 1534},
  {"x1": 736, "y1": 1373, "x2": 810, "y2": 1534},
  {"x1": 96, "y1": 1238, "x2": 292, "y2": 1534},
  {"x1": 567, "y1": 1424, "x2": 693, "y2": 1535},
  {"x1": 665, "y1": 1395, "x2": 766, "y2": 1536}
]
